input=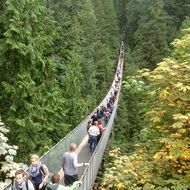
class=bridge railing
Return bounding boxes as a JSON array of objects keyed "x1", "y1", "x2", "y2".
[
  {"x1": 78, "y1": 56, "x2": 123, "y2": 190},
  {"x1": 39, "y1": 59, "x2": 122, "y2": 175}
]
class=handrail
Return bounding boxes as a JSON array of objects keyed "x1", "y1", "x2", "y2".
[{"x1": 78, "y1": 51, "x2": 124, "y2": 190}]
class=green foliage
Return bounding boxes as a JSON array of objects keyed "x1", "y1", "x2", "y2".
[
  {"x1": 113, "y1": 0, "x2": 128, "y2": 32},
  {"x1": 125, "y1": 0, "x2": 142, "y2": 47},
  {"x1": 101, "y1": 27, "x2": 190, "y2": 189},
  {"x1": 181, "y1": 16, "x2": 190, "y2": 31},
  {"x1": 0, "y1": 0, "x2": 120, "y2": 163},
  {"x1": 92, "y1": 0, "x2": 120, "y2": 98},
  {"x1": 0, "y1": 0, "x2": 67, "y2": 162},
  {"x1": 126, "y1": 0, "x2": 170, "y2": 69},
  {"x1": 111, "y1": 74, "x2": 146, "y2": 152},
  {"x1": 163, "y1": 0, "x2": 190, "y2": 29},
  {"x1": 125, "y1": 0, "x2": 190, "y2": 70},
  {"x1": 47, "y1": 0, "x2": 98, "y2": 125},
  {"x1": 48, "y1": 0, "x2": 120, "y2": 113},
  {"x1": 134, "y1": 0, "x2": 169, "y2": 68},
  {"x1": 60, "y1": 51, "x2": 87, "y2": 125}
]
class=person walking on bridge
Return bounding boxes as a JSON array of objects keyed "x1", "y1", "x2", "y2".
[
  {"x1": 12, "y1": 169, "x2": 35, "y2": 190},
  {"x1": 45, "y1": 173, "x2": 81, "y2": 190},
  {"x1": 29, "y1": 154, "x2": 49, "y2": 190},
  {"x1": 88, "y1": 121, "x2": 100, "y2": 152},
  {"x1": 62, "y1": 143, "x2": 89, "y2": 186}
]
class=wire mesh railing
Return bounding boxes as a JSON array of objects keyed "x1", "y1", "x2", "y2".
[{"x1": 78, "y1": 53, "x2": 124, "y2": 190}]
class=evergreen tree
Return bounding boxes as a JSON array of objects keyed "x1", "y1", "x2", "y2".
[
  {"x1": 73, "y1": 0, "x2": 98, "y2": 110},
  {"x1": 125, "y1": 0, "x2": 142, "y2": 47},
  {"x1": 163, "y1": 0, "x2": 190, "y2": 30},
  {"x1": 49, "y1": 0, "x2": 120, "y2": 108},
  {"x1": 181, "y1": 16, "x2": 190, "y2": 31},
  {"x1": 47, "y1": 0, "x2": 98, "y2": 125},
  {"x1": 134, "y1": 0, "x2": 169, "y2": 69},
  {"x1": 0, "y1": 0, "x2": 67, "y2": 161},
  {"x1": 93, "y1": 0, "x2": 120, "y2": 98},
  {"x1": 113, "y1": 0, "x2": 128, "y2": 32}
]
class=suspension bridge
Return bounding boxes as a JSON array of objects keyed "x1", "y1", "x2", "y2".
[{"x1": 5, "y1": 41, "x2": 124, "y2": 190}]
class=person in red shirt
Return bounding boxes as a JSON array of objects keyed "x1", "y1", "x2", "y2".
[{"x1": 97, "y1": 120, "x2": 105, "y2": 143}]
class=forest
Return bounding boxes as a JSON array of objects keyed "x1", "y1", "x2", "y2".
[{"x1": 0, "y1": 0, "x2": 190, "y2": 189}]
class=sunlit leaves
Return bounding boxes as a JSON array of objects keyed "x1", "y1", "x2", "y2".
[
  {"x1": 137, "y1": 28, "x2": 190, "y2": 189},
  {"x1": 102, "y1": 27, "x2": 190, "y2": 189}
]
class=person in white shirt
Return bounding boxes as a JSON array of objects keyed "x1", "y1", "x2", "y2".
[
  {"x1": 62, "y1": 143, "x2": 89, "y2": 186},
  {"x1": 88, "y1": 121, "x2": 100, "y2": 152}
]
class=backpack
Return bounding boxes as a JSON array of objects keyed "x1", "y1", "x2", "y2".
[
  {"x1": 12, "y1": 179, "x2": 29, "y2": 190},
  {"x1": 30, "y1": 165, "x2": 45, "y2": 186},
  {"x1": 40, "y1": 164, "x2": 46, "y2": 176}
]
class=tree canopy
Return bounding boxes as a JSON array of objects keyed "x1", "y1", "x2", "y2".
[
  {"x1": 0, "y1": 0, "x2": 119, "y2": 185},
  {"x1": 101, "y1": 26, "x2": 190, "y2": 190}
]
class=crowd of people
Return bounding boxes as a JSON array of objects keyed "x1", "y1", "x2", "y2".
[
  {"x1": 11, "y1": 80, "x2": 120, "y2": 190},
  {"x1": 87, "y1": 79, "x2": 120, "y2": 153},
  {"x1": 11, "y1": 42, "x2": 123, "y2": 190},
  {"x1": 11, "y1": 149, "x2": 88, "y2": 190}
]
